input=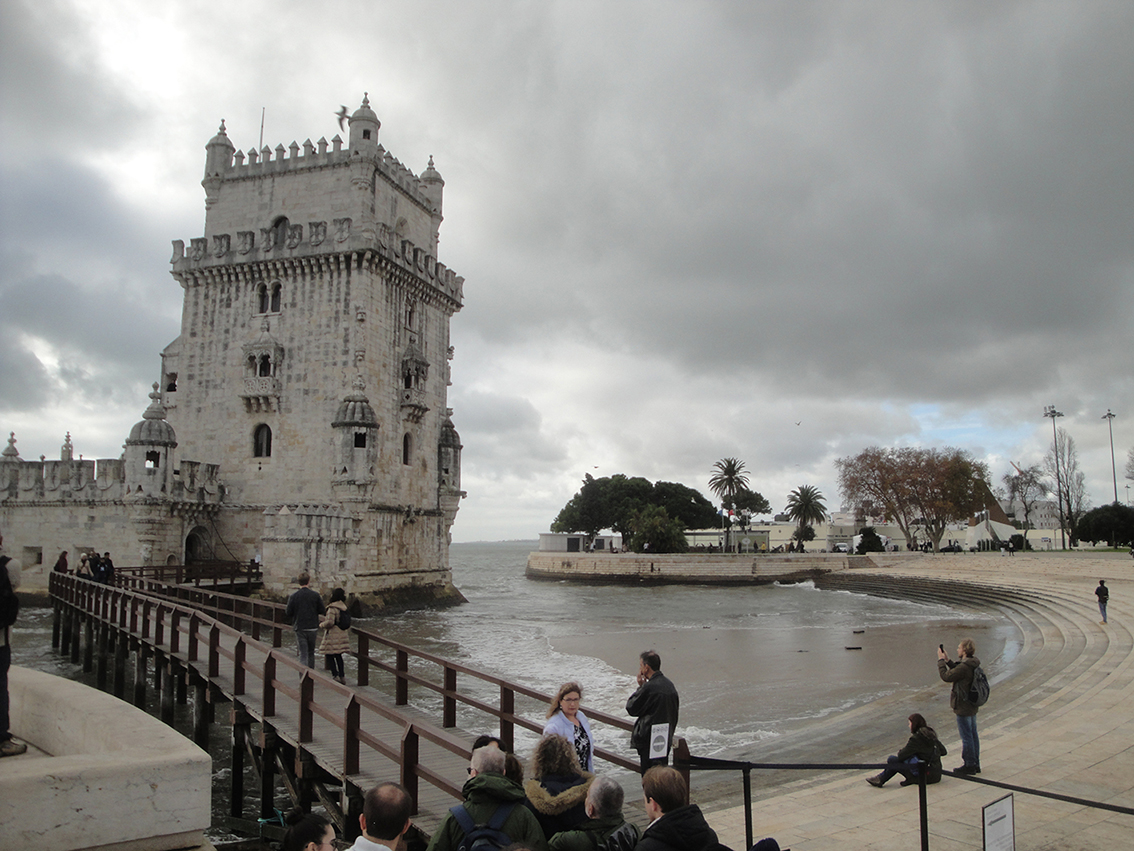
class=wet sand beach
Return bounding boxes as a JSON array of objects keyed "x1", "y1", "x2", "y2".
[{"x1": 662, "y1": 551, "x2": 1134, "y2": 850}]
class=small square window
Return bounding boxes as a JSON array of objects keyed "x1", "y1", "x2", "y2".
[{"x1": 354, "y1": 432, "x2": 367, "y2": 448}]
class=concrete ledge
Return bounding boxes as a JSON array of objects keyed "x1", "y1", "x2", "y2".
[
  {"x1": 526, "y1": 552, "x2": 852, "y2": 584},
  {"x1": 0, "y1": 666, "x2": 212, "y2": 851}
]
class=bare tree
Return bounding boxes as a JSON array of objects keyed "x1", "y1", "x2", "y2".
[
  {"x1": 1044, "y1": 428, "x2": 1091, "y2": 545},
  {"x1": 1003, "y1": 464, "x2": 1046, "y2": 548}
]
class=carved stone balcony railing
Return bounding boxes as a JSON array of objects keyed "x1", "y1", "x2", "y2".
[{"x1": 241, "y1": 377, "x2": 280, "y2": 412}]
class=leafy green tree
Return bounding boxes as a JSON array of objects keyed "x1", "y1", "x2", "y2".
[
  {"x1": 652, "y1": 481, "x2": 719, "y2": 530},
  {"x1": 855, "y1": 526, "x2": 885, "y2": 554},
  {"x1": 791, "y1": 524, "x2": 816, "y2": 546},
  {"x1": 626, "y1": 505, "x2": 689, "y2": 553},
  {"x1": 709, "y1": 458, "x2": 749, "y2": 507},
  {"x1": 1076, "y1": 503, "x2": 1134, "y2": 547}
]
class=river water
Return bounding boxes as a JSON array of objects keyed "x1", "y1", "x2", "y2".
[{"x1": 10, "y1": 541, "x2": 1018, "y2": 840}]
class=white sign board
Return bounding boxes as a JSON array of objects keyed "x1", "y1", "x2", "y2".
[
  {"x1": 649, "y1": 723, "x2": 671, "y2": 759},
  {"x1": 983, "y1": 793, "x2": 1014, "y2": 851}
]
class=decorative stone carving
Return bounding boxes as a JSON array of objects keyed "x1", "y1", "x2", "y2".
[
  {"x1": 334, "y1": 218, "x2": 351, "y2": 242},
  {"x1": 171, "y1": 240, "x2": 185, "y2": 262},
  {"x1": 261, "y1": 226, "x2": 276, "y2": 252},
  {"x1": 309, "y1": 221, "x2": 327, "y2": 246},
  {"x1": 189, "y1": 238, "x2": 207, "y2": 261},
  {"x1": 286, "y1": 224, "x2": 302, "y2": 249},
  {"x1": 212, "y1": 234, "x2": 230, "y2": 257},
  {"x1": 237, "y1": 231, "x2": 255, "y2": 254}
]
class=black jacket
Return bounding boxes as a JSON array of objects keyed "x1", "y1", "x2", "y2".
[
  {"x1": 626, "y1": 672, "x2": 679, "y2": 751},
  {"x1": 634, "y1": 805, "x2": 730, "y2": 851}
]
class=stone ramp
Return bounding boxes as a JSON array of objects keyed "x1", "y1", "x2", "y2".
[{"x1": 701, "y1": 554, "x2": 1134, "y2": 850}]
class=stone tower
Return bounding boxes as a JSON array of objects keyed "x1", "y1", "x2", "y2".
[{"x1": 162, "y1": 96, "x2": 466, "y2": 608}]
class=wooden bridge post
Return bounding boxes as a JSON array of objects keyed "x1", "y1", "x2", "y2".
[
  {"x1": 344, "y1": 696, "x2": 360, "y2": 775},
  {"x1": 52, "y1": 602, "x2": 61, "y2": 649},
  {"x1": 443, "y1": 665, "x2": 457, "y2": 727},
  {"x1": 133, "y1": 642, "x2": 148, "y2": 707},
  {"x1": 58, "y1": 603, "x2": 70, "y2": 651},
  {"x1": 113, "y1": 629, "x2": 128, "y2": 698},
  {"x1": 401, "y1": 725, "x2": 420, "y2": 812},
  {"x1": 83, "y1": 616, "x2": 94, "y2": 673},
  {"x1": 230, "y1": 705, "x2": 253, "y2": 819},
  {"x1": 192, "y1": 675, "x2": 210, "y2": 749},
  {"x1": 500, "y1": 685, "x2": 515, "y2": 753},
  {"x1": 260, "y1": 729, "x2": 279, "y2": 821},
  {"x1": 262, "y1": 654, "x2": 277, "y2": 718},
  {"x1": 175, "y1": 659, "x2": 188, "y2": 705},
  {"x1": 160, "y1": 655, "x2": 175, "y2": 724},
  {"x1": 396, "y1": 648, "x2": 409, "y2": 705},
  {"x1": 356, "y1": 633, "x2": 370, "y2": 688},
  {"x1": 69, "y1": 609, "x2": 81, "y2": 664},
  {"x1": 298, "y1": 673, "x2": 314, "y2": 743}
]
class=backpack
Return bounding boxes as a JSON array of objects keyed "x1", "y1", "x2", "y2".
[
  {"x1": 596, "y1": 822, "x2": 640, "y2": 851},
  {"x1": 449, "y1": 802, "x2": 516, "y2": 851},
  {"x1": 0, "y1": 556, "x2": 18, "y2": 630},
  {"x1": 336, "y1": 607, "x2": 352, "y2": 630},
  {"x1": 968, "y1": 663, "x2": 990, "y2": 707}
]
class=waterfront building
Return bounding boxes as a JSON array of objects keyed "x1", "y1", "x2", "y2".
[{"x1": 1, "y1": 96, "x2": 466, "y2": 608}]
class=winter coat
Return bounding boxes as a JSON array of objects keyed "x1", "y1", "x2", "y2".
[
  {"x1": 550, "y1": 813, "x2": 640, "y2": 851},
  {"x1": 544, "y1": 709, "x2": 595, "y2": 771},
  {"x1": 320, "y1": 600, "x2": 350, "y2": 654},
  {"x1": 895, "y1": 727, "x2": 947, "y2": 783},
  {"x1": 425, "y1": 771, "x2": 548, "y2": 851},
  {"x1": 524, "y1": 771, "x2": 594, "y2": 840},
  {"x1": 938, "y1": 656, "x2": 981, "y2": 716},
  {"x1": 633, "y1": 804, "x2": 730, "y2": 851},
  {"x1": 626, "y1": 672, "x2": 679, "y2": 752},
  {"x1": 285, "y1": 586, "x2": 325, "y2": 631}
]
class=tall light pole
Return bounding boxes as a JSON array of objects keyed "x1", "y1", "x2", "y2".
[
  {"x1": 1103, "y1": 409, "x2": 1118, "y2": 504},
  {"x1": 1044, "y1": 405, "x2": 1066, "y2": 549}
]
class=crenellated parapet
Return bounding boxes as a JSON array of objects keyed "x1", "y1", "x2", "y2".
[{"x1": 171, "y1": 221, "x2": 464, "y2": 309}]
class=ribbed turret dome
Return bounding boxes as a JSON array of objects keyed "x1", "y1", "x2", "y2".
[
  {"x1": 126, "y1": 384, "x2": 178, "y2": 447},
  {"x1": 333, "y1": 378, "x2": 378, "y2": 427},
  {"x1": 350, "y1": 94, "x2": 380, "y2": 129},
  {"x1": 439, "y1": 415, "x2": 462, "y2": 448}
]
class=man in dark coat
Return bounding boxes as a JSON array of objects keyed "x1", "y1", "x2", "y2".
[
  {"x1": 284, "y1": 570, "x2": 325, "y2": 668},
  {"x1": 633, "y1": 767, "x2": 729, "y2": 851},
  {"x1": 626, "y1": 650, "x2": 679, "y2": 773}
]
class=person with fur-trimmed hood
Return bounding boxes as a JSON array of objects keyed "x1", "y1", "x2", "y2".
[{"x1": 525, "y1": 734, "x2": 594, "y2": 840}]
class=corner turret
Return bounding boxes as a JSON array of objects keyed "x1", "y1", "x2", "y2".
[
  {"x1": 124, "y1": 384, "x2": 178, "y2": 498},
  {"x1": 203, "y1": 120, "x2": 235, "y2": 209},
  {"x1": 348, "y1": 94, "x2": 380, "y2": 157},
  {"x1": 421, "y1": 155, "x2": 445, "y2": 215}
]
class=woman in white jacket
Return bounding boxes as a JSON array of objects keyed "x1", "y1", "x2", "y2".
[{"x1": 543, "y1": 681, "x2": 594, "y2": 772}]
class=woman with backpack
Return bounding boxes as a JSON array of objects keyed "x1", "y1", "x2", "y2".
[
  {"x1": 865, "y1": 713, "x2": 947, "y2": 787},
  {"x1": 319, "y1": 587, "x2": 351, "y2": 684}
]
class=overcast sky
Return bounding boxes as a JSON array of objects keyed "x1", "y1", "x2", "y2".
[{"x1": 2, "y1": 1, "x2": 1131, "y2": 541}]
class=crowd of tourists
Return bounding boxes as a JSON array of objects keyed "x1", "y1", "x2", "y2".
[{"x1": 54, "y1": 549, "x2": 115, "y2": 584}]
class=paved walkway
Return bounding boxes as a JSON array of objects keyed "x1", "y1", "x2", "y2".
[{"x1": 702, "y1": 551, "x2": 1133, "y2": 850}]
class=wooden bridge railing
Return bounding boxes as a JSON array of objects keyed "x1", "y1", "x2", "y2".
[
  {"x1": 115, "y1": 560, "x2": 262, "y2": 591},
  {"x1": 53, "y1": 573, "x2": 640, "y2": 778},
  {"x1": 50, "y1": 573, "x2": 471, "y2": 808}
]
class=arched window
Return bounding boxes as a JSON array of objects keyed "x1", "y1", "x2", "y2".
[
  {"x1": 258, "y1": 354, "x2": 272, "y2": 377},
  {"x1": 145, "y1": 451, "x2": 160, "y2": 469},
  {"x1": 271, "y1": 216, "x2": 289, "y2": 249},
  {"x1": 270, "y1": 282, "x2": 282, "y2": 312},
  {"x1": 402, "y1": 433, "x2": 413, "y2": 465},
  {"x1": 253, "y1": 424, "x2": 272, "y2": 457}
]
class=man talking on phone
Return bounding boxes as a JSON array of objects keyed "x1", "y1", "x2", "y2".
[{"x1": 626, "y1": 650, "x2": 679, "y2": 774}]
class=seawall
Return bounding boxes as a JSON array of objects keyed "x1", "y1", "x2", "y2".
[{"x1": 525, "y1": 551, "x2": 924, "y2": 584}]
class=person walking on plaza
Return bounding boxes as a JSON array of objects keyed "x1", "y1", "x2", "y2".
[
  {"x1": 320, "y1": 587, "x2": 351, "y2": 683},
  {"x1": 626, "y1": 650, "x2": 679, "y2": 774},
  {"x1": 544, "y1": 681, "x2": 595, "y2": 771},
  {"x1": 1095, "y1": 579, "x2": 1109, "y2": 625},
  {"x1": 1, "y1": 531, "x2": 28, "y2": 757},
  {"x1": 425, "y1": 745, "x2": 547, "y2": 851},
  {"x1": 865, "y1": 712, "x2": 947, "y2": 788},
  {"x1": 938, "y1": 639, "x2": 981, "y2": 775},
  {"x1": 285, "y1": 571, "x2": 325, "y2": 669}
]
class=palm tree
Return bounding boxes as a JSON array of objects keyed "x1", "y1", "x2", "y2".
[
  {"x1": 709, "y1": 458, "x2": 749, "y2": 508},
  {"x1": 785, "y1": 484, "x2": 828, "y2": 533}
]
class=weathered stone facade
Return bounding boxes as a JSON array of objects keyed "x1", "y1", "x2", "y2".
[{"x1": 1, "y1": 96, "x2": 466, "y2": 608}]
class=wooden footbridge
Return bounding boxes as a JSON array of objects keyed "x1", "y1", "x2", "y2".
[{"x1": 48, "y1": 573, "x2": 645, "y2": 846}]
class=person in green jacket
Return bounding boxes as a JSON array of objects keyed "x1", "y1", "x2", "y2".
[
  {"x1": 426, "y1": 746, "x2": 548, "y2": 851},
  {"x1": 550, "y1": 776, "x2": 640, "y2": 851}
]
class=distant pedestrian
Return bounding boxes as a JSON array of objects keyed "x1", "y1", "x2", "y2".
[
  {"x1": 101, "y1": 552, "x2": 115, "y2": 585},
  {"x1": 626, "y1": 650, "x2": 679, "y2": 773},
  {"x1": 320, "y1": 587, "x2": 350, "y2": 683},
  {"x1": 76, "y1": 553, "x2": 93, "y2": 580},
  {"x1": 285, "y1": 571, "x2": 325, "y2": 668},
  {"x1": 1095, "y1": 580, "x2": 1109, "y2": 625},
  {"x1": 52, "y1": 551, "x2": 69, "y2": 574}
]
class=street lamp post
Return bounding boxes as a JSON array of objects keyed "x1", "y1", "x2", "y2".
[
  {"x1": 1103, "y1": 409, "x2": 1118, "y2": 504},
  {"x1": 1044, "y1": 405, "x2": 1066, "y2": 550}
]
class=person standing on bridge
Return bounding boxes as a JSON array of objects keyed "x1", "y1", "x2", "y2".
[
  {"x1": 285, "y1": 570, "x2": 325, "y2": 669},
  {"x1": 626, "y1": 650, "x2": 679, "y2": 774},
  {"x1": 321, "y1": 587, "x2": 351, "y2": 683}
]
